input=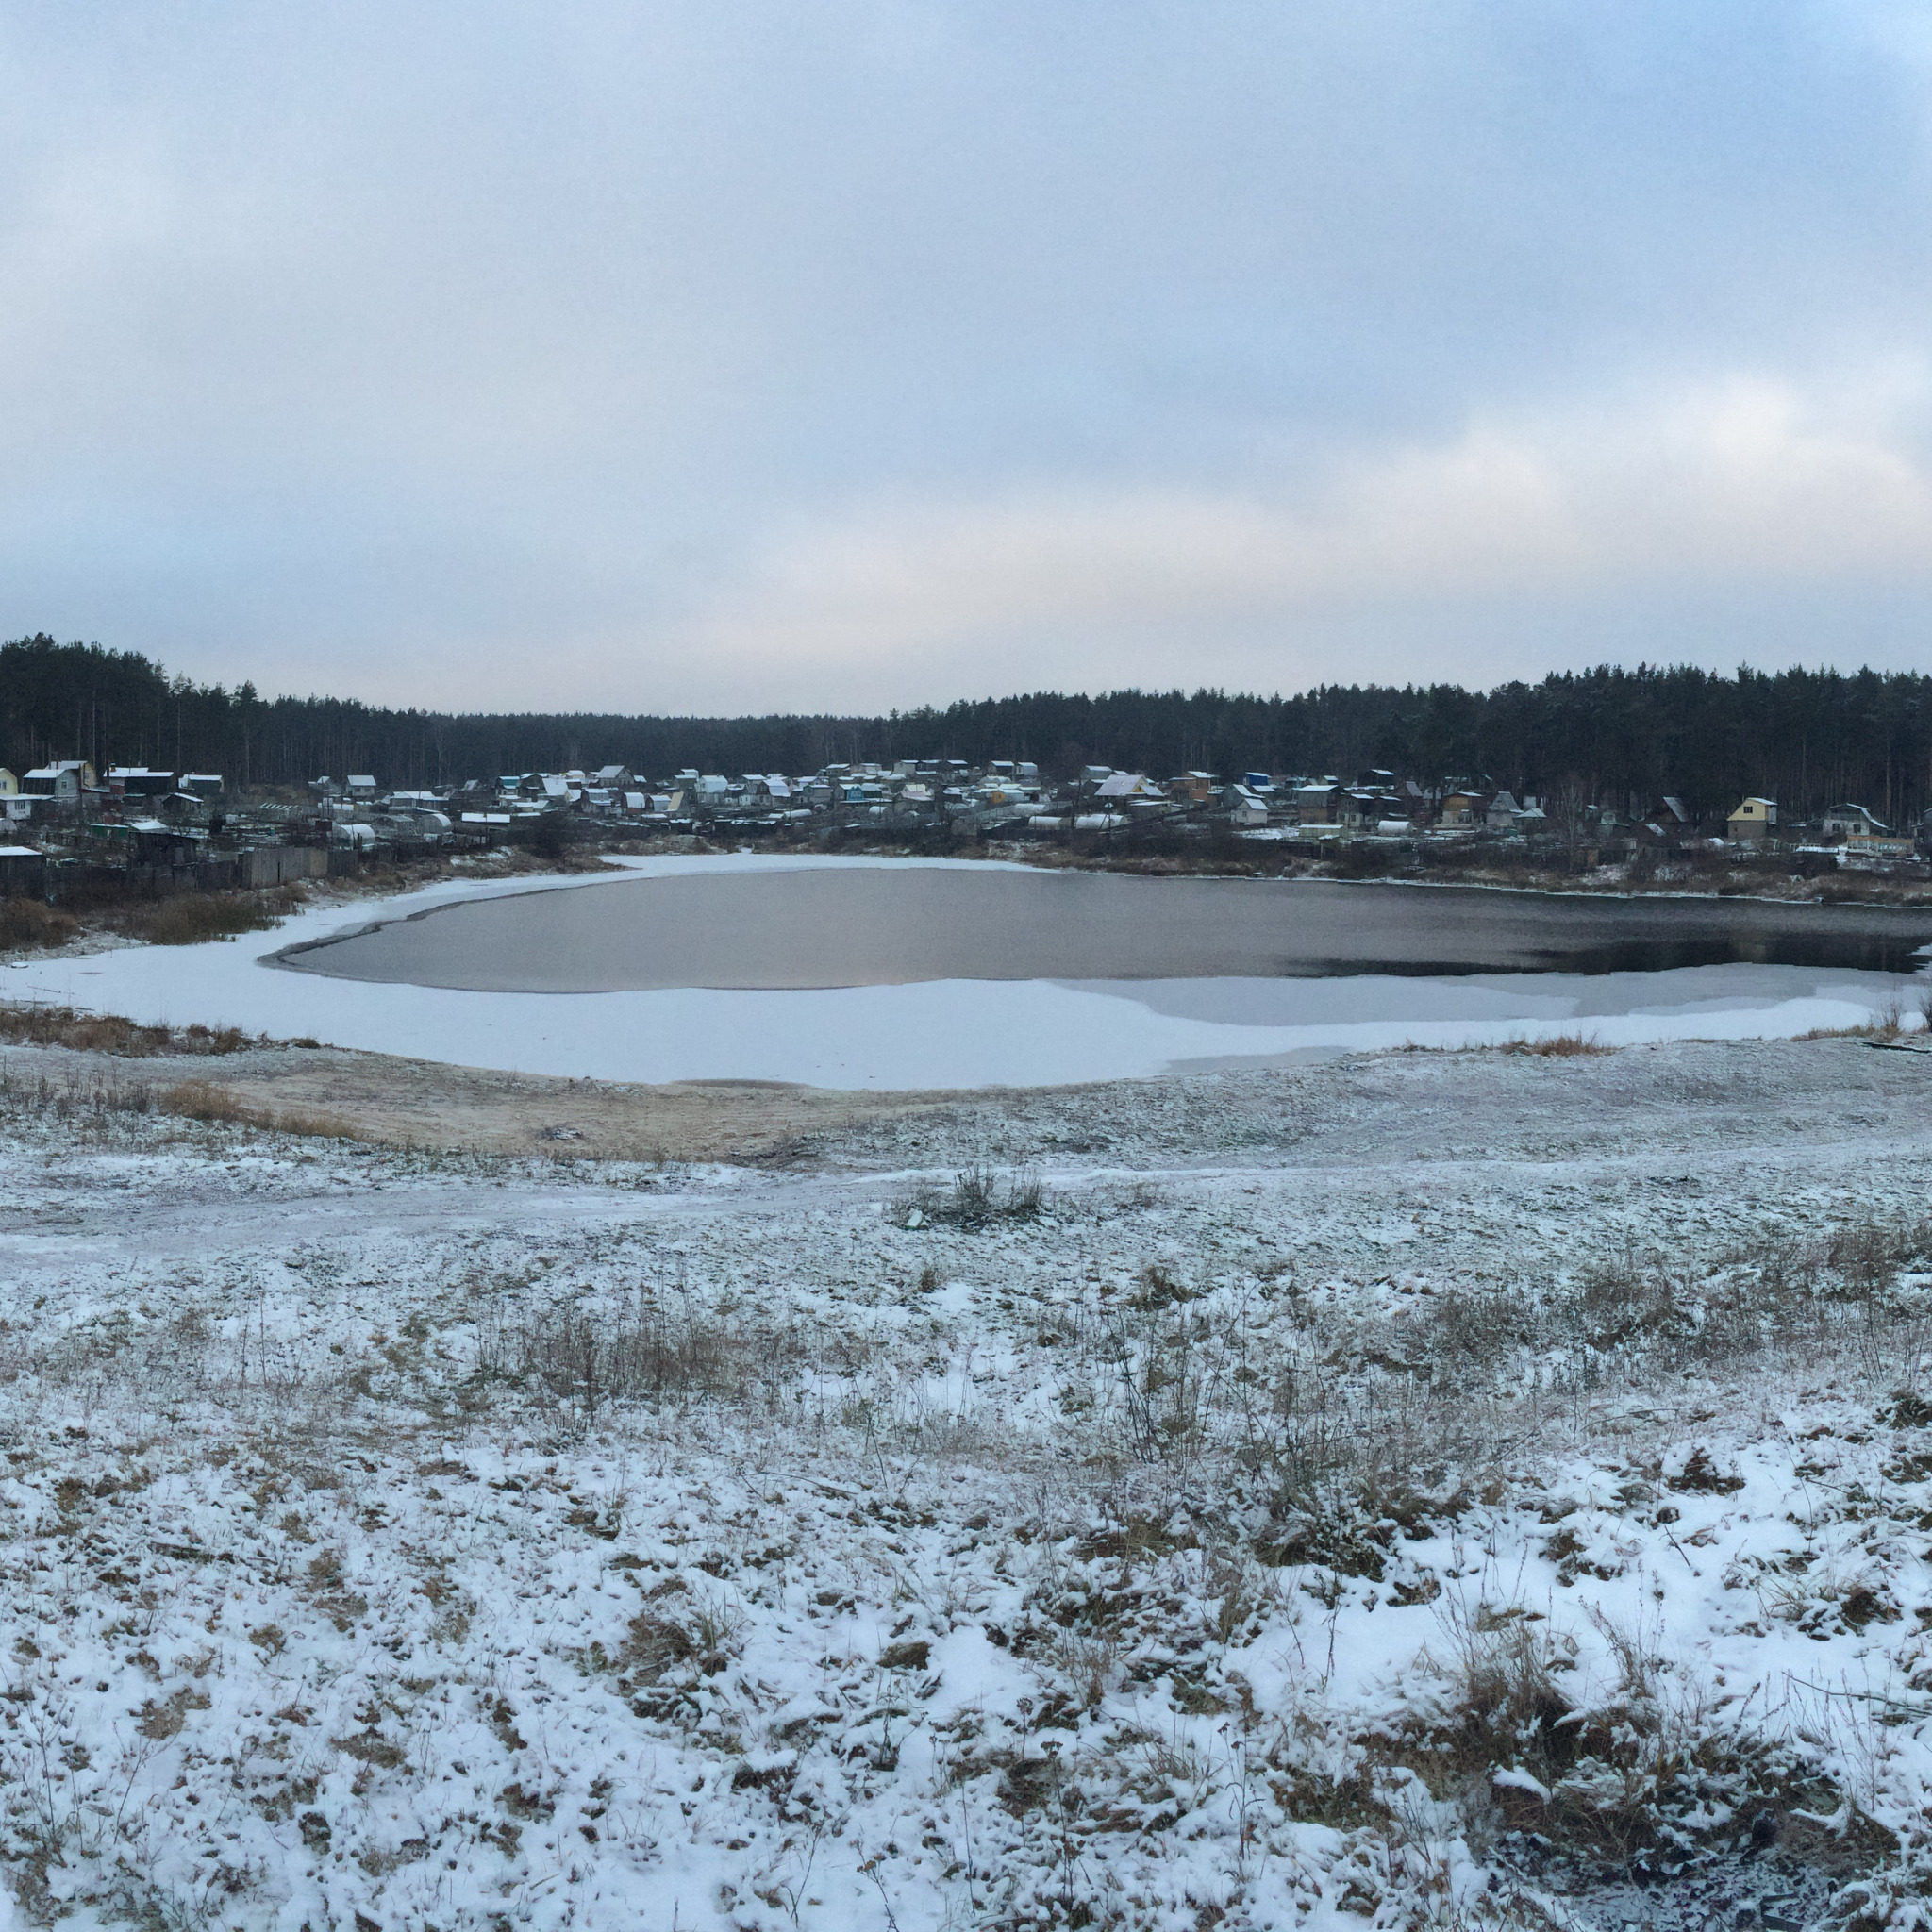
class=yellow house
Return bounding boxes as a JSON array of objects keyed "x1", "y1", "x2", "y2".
[
  {"x1": 0, "y1": 768, "x2": 15, "y2": 797},
  {"x1": 1726, "y1": 796, "x2": 1776, "y2": 841}
]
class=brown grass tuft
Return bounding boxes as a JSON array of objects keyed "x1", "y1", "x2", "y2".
[
  {"x1": 158, "y1": 1079, "x2": 358, "y2": 1141},
  {"x1": 107, "y1": 891, "x2": 289, "y2": 947},
  {"x1": 0, "y1": 1004, "x2": 250, "y2": 1057},
  {"x1": 1501, "y1": 1032, "x2": 1613, "y2": 1058},
  {"x1": 0, "y1": 898, "x2": 77, "y2": 952}
]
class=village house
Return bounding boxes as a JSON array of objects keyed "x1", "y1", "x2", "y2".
[
  {"x1": 1822, "y1": 803, "x2": 1886, "y2": 840},
  {"x1": 1291, "y1": 780, "x2": 1345, "y2": 824},
  {"x1": 22, "y1": 760, "x2": 96, "y2": 802},
  {"x1": 1224, "y1": 785, "x2": 1270, "y2": 828},
  {"x1": 1726, "y1": 797, "x2": 1776, "y2": 841},
  {"x1": 108, "y1": 766, "x2": 175, "y2": 801},
  {"x1": 0, "y1": 769, "x2": 16, "y2": 796},
  {"x1": 0, "y1": 845, "x2": 46, "y2": 896},
  {"x1": 1094, "y1": 772, "x2": 1165, "y2": 802},
  {"x1": 1437, "y1": 786, "x2": 1488, "y2": 829}
]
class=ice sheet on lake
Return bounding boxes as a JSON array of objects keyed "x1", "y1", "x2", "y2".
[{"x1": 6, "y1": 854, "x2": 1922, "y2": 1088}]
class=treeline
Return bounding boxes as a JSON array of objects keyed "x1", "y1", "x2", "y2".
[{"x1": 4, "y1": 633, "x2": 1930, "y2": 824}]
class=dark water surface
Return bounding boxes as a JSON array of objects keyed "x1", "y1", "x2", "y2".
[{"x1": 270, "y1": 868, "x2": 1932, "y2": 992}]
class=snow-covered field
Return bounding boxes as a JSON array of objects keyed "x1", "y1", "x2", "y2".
[
  {"x1": 4, "y1": 1037, "x2": 1932, "y2": 1928},
  {"x1": 8, "y1": 856, "x2": 1925, "y2": 1087}
]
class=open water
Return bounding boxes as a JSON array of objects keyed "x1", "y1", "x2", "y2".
[{"x1": 272, "y1": 867, "x2": 1932, "y2": 992}]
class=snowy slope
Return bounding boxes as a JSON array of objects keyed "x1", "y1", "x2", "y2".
[{"x1": 1, "y1": 1039, "x2": 1930, "y2": 1926}]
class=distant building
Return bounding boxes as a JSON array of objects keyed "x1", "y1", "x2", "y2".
[
  {"x1": 1726, "y1": 797, "x2": 1776, "y2": 841},
  {"x1": 108, "y1": 766, "x2": 175, "y2": 800},
  {"x1": 1094, "y1": 773, "x2": 1164, "y2": 801},
  {"x1": 21, "y1": 760, "x2": 95, "y2": 801},
  {"x1": 1225, "y1": 785, "x2": 1270, "y2": 828},
  {"x1": 1291, "y1": 781, "x2": 1345, "y2": 824},
  {"x1": 0, "y1": 845, "x2": 46, "y2": 896},
  {"x1": 1823, "y1": 803, "x2": 1886, "y2": 840}
]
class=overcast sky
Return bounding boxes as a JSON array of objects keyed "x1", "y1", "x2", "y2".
[{"x1": 6, "y1": 2, "x2": 1932, "y2": 713}]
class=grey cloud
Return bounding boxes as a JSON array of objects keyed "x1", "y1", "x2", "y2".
[{"x1": 0, "y1": 1, "x2": 1929, "y2": 708}]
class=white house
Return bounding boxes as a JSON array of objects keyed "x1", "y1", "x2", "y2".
[
  {"x1": 23, "y1": 760, "x2": 94, "y2": 801},
  {"x1": 1823, "y1": 803, "x2": 1886, "y2": 839},
  {"x1": 1226, "y1": 785, "x2": 1270, "y2": 828}
]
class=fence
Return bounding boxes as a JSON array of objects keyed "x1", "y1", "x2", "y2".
[
  {"x1": 43, "y1": 844, "x2": 339, "y2": 904},
  {"x1": 242, "y1": 844, "x2": 332, "y2": 888}
]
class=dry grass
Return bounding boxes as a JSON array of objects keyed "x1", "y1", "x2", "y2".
[
  {"x1": 893, "y1": 1163, "x2": 1046, "y2": 1228},
  {"x1": 0, "y1": 898, "x2": 77, "y2": 952},
  {"x1": 103, "y1": 890, "x2": 292, "y2": 947},
  {"x1": 158, "y1": 1077, "x2": 358, "y2": 1141},
  {"x1": 0, "y1": 1064, "x2": 358, "y2": 1141},
  {"x1": 0, "y1": 1003, "x2": 251, "y2": 1057},
  {"x1": 473, "y1": 1295, "x2": 808, "y2": 1415},
  {"x1": 1500, "y1": 1032, "x2": 1613, "y2": 1058}
]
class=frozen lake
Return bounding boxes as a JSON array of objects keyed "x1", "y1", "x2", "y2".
[
  {"x1": 271, "y1": 865, "x2": 1932, "y2": 991},
  {"x1": 12, "y1": 856, "x2": 1932, "y2": 1086}
]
